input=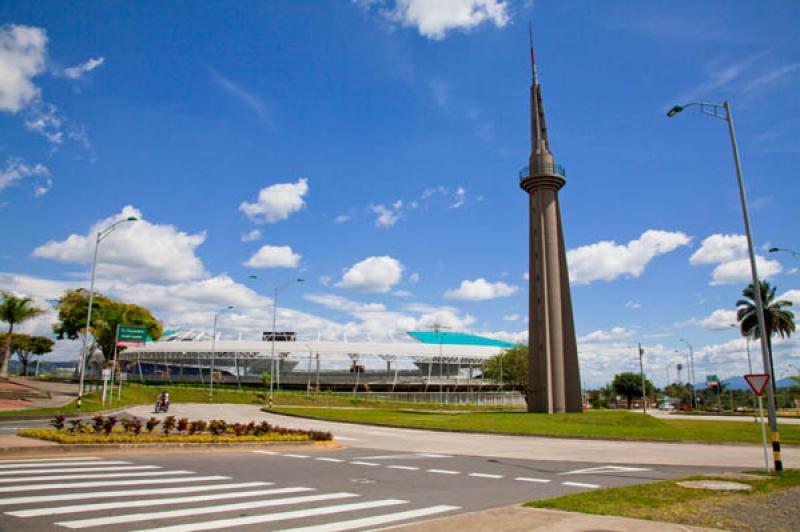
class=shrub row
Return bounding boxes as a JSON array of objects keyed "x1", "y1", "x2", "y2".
[{"x1": 48, "y1": 414, "x2": 332, "y2": 441}]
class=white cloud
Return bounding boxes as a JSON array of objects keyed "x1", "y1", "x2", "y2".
[
  {"x1": 698, "y1": 309, "x2": 738, "y2": 331},
  {"x1": 408, "y1": 272, "x2": 420, "y2": 284},
  {"x1": 624, "y1": 301, "x2": 641, "y2": 309},
  {"x1": 240, "y1": 178, "x2": 308, "y2": 224},
  {"x1": 0, "y1": 158, "x2": 50, "y2": 195},
  {"x1": 338, "y1": 256, "x2": 404, "y2": 293},
  {"x1": 319, "y1": 275, "x2": 332, "y2": 287},
  {"x1": 32, "y1": 205, "x2": 207, "y2": 283},
  {"x1": 370, "y1": 201, "x2": 402, "y2": 227},
  {"x1": 334, "y1": 214, "x2": 351, "y2": 223},
  {"x1": 240, "y1": 229, "x2": 261, "y2": 242},
  {"x1": 502, "y1": 313, "x2": 519, "y2": 321},
  {"x1": 62, "y1": 57, "x2": 105, "y2": 79},
  {"x1": 709, "y1": 256, "x2": 782, "y2": 285},
  {"x1": 568, "y1": 230, "x2": 691, "y2": 284},
  {"x1": 522, "y1": 272, "x2": 529, "y2": 281},
  {"x1": 444, "y1": 278, "x2": 518, "y2": 301},
  {"x1": 0, "y1": 24, "x2": 47, "y2": 113},
  {"x1": 450, "y1": 186, "x2": 466, "y2": 209},
  {"x1": 578, "y1": 327, "x2": 635, "y2": 342},
  {"x1": 392, "y1": 290, "x2": 412, "y2": 297},
  {"x1": 421, "y1": 185, "x2": 445, "y2": 199},
  {"x1": 690, "y1": 234, "x2": 747, "y2": 265},
  {"x1": 244, "y1": 245, "x2": 301, "y2": 268},
  {"x1": 386, "y1": 0, "x2": 510, "y2": 40},
  {"x1": 24, "y1": 101, "x2": 63, "y2": 143},
  {"x1": 690, "y1": 233, "x2": 782, "y2": 285},
  {"x1": 210, "y1": 68, "x2": 271, "y2": 125},
  {"x1": 305, "y1": 293, "x2": 386, "y2": 313}
]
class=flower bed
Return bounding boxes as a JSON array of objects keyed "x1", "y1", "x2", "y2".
[{"x1": 19, "y1": 415, "x2": 333, "y2": 444}]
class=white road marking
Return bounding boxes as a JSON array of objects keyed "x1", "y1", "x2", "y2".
[
  {"x1": 0, "y1": 475, "x2": 229, "y2": 493},
  {"x1": 0, "y1": 457, "x2": 102, "y2": 464},
  {"x1": 560, "y1": 465, "x2": 652, "y2": 475},
  {"x1": 562, "y1": 481, "x2": 600, "y2": 489},
  {"x1": 283, "y1": 454, "x2": 310, "y2": 459},
  {"x1": 252, "y1": 451, "x2": 281, "y2": 455},
  {"x1": 418, "y1": 453, "x2": 453, "y2": 458},
  {"x1": 8, "y1": 487, "x2": 315, "y2": 517},
  {"x1": 0, "y1": 482, "x2": 270, "y2": 506},
  {"x1": 277, "y1": 504, "x2": 461, "y2": 532},
  {"x1": 514, "y1": 477, "x2": 551, "y2": 483},
  {"x1": 0, "y1": 460, "x2": 128, "y2": 469},
  {"x1": 333, "y1": 436, "x2": 362, "y2": 442},
  {"x1": 0, "y1": 465, "x2": 159, "y2": 476},
  {"x1": 315, "y1": 457, "x2": 344, "y2": 463},
  {"x1": 133, "y1": 499, "x2": 409, "y2": 532},
  {"x1": 386, "y1": 465, "x2": 419, "y2": 471},
  {"x1": 349, "y1": 461, "x2": 379, "y2": 467},
  {"x1": 0, "y1": 470, "x2": 190, "y2": 483},
  {"x1": 356, "y1": 453, "x2": 452, "y2": 460},
  {"x1": 57, "y1": 492, "x2": 360, "y2": 528},
  {"x1": 426, "y1": 469, "x2": 460, "y2": 475},
  {"x1": 468, "y1": 473, "x2": 503, "y2": 479}
]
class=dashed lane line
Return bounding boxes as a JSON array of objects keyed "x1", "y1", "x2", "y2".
[
  {"x1": 348, "y1": 461, "x2": 380, "y2": 467},
  {"x1": 468, "y1": 473, "x2": 503, "y2": 479},
  {"x1": 514, "y1": 477, "x2": 551, "y2": 483},
  {"x1": 314, "y1": 458, "x2": 344, "y2": 463},
  {"x1": 283, "y1": 454, "x2": 311, "y2": 459},
  {"x1": 385, "y1": 465, "x2": 419, "y2": 471},
  {"x1": 426, "y1": 469, "x2": 460, "y2": 475},
  {"x1": 561, "y1": 481, "x2": 600, "y2": 489}
]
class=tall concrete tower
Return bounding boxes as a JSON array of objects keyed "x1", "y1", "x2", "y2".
[{"x1": 519, "y1": 30, "x2": 582, "y2": 413}]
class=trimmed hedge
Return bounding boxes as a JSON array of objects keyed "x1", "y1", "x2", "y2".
[{"x1": 19, "y1": 415, "x2": 334, "y2": 444}]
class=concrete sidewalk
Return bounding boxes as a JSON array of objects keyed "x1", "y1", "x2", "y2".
[{"x1": 390, "y1": 504, "x2": 720, "y2": 531}]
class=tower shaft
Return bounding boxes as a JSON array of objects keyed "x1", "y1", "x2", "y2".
[{"x1": 520, "y1": 36, "x2": 582, "y2": 414}]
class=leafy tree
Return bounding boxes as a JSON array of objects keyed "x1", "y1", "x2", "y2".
[
  {"x1": 1, "y1": 333, "x2": 54, "y2": 375},
  {"x1": 0, "y1": 291, "x2": 44, "y2": 378},
  {"x1": 736, "y1": 281, "x2": 795, "y2": 395},
  {"x1": 53, "y1": 289, "x2": 162, "y2": 364},
  {"x1": 482, "y1": 345, "x2": 528, "y2": 393},
  {"x1": 611, "y1": 372, "x2": 655, "y2": 408}
]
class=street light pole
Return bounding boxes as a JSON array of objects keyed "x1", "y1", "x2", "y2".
[
  {"x1": 768, "y1": 247, "x2": 800, "y2": 259},
  {"x1": 77, "y1": 216, "x2": 137, "y2": 410},
  {"x1": 680, "y1": 339, "x2": 696, "y2": 410},
  {"x1": 668, "y1": 100, "x2": 782, "y2": 472},
  {"x1": 209, "y1": 306, "x2": 233, "y2": 397},
  {"x1": 638, "y1": 343, "x2": 647, "y2": 414}
]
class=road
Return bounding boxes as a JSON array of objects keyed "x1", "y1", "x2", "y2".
[{"x1": 0, "y1": 403, "x2": 787, "y2": 531}]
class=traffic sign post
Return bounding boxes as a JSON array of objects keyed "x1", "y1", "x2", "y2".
[{"x1": 744, "y1": 373, "x2": 771, "y2": 473}]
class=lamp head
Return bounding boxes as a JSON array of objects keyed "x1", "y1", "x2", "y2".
[
  {"x1": 768, "y1": 247, "x2": 780, "y2": 253},
  {"x1": 248, "y1": 275, "x2": 258, "y2": 280},
  {"x1": 296, "y1": 278, "x2": 305, "y2": 283},
  {"x1": 126, "y1": 216, "x2": 138, "y2": 222},
  {"x1": 667, "y1": 105, "x2": 684, "y2": 117}
]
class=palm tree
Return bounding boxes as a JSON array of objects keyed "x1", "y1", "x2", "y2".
[
  {"x1": 736, "y1": 281, "x2": 795, "y2": 396},
  {"x1": 0, "y1": 291, "x2": 44, "y2": 378}
]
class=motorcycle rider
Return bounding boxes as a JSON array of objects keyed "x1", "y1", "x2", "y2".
[{"x1": 156, "y1": 390, "x2": 170, "y2": 412}]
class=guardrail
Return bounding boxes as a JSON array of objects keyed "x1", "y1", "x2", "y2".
[{"x1": 518, "y1": 161, "x2": 566, "y2": 180}]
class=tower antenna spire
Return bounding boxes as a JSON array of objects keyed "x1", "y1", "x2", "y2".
[{"x1": 528, "y1": 21, "x2": 536, "y2": 81}]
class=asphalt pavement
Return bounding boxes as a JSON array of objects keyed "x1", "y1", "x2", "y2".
[{"x1": 0, "y1": 446, "x2": 729, "y2": 531}]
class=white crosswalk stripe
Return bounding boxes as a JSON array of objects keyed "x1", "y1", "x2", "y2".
[
  {"x1": 0, "y1": 482, "x2": 271, "y2": 506},
  {"x1": 0, "y1": 465, "x2": 160, "y2": 476},
  {"x1": 57, "y1": 492, "x2": 361, "y2": 528},
  {"x1": 0, "y1": 457, "x2": 462, "y2": 532},
  {"x1": 0, "y1": 460, "x2": 130, "y2": 469},
  {"x1": 134, "y1": 499, "x2": 410, "y2": 532},
  {"x1": 7, "y1": 486, "x2": 315, "y2": 517},
  {"x1": 0, "y1": 475, "x2": 230, "y2": 493},
  {"x1": 0, "y1": 456, "x2": 102, "y2": 464},
  {"x1": 277, "y1": 504, "x2": 461, "y2": 532},
  {"x1": 0, "y1": 470, "x2": 191, "y2": 483}
]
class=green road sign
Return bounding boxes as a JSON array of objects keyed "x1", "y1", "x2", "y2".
[
  {"x1": 117, "y1": 326, "x2": 148, "y2": 343},
  {"x1": 706, "y1": 374, "x2": 719, "y2": 387}
]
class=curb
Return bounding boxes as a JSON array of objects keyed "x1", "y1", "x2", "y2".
[
  {"x1": 0, "y1": 439, "x2": 337, "y2": 457},
  {"x1": 0, "y1": 407, "x2": 129, "y2": 422},
  {"x1": 266, "y1": 409, "x2": 799, "y2": 448}
]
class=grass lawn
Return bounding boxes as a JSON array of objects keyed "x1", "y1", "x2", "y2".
[
  {"x1": 271, "y1": 406, "x2": 800, "y2": 445},
  {"x1": 526, "y1": 470, "x2": 800, "y2": 530},
  {"x1": 0, "y1": 383, "x2": 513, "y2": 417}
]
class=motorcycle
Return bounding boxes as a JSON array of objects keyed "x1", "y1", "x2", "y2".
[{"x1": 154, "y1": 397, "x2": 170, "y2": 413}]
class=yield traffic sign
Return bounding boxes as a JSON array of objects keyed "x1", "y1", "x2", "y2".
[{"x1": 744, "y1": 374, "x2": 770, "y2": 397}]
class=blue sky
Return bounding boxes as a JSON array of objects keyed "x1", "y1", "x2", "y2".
[{"x1": 1, "y1": 0, "x2": 798, "y2": 387}]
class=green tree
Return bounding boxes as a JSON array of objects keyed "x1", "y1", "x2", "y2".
[
  {"x1": 1, "y1": 333, "x2": 54, "y2": 376},
  {"x1": 736, "y1": 281, "x2": 795, "y2": 395},
  {"x1": 611, "y1": 372, "x2": 655, "y2": 408},
  {"x1": 0, "y1": 292, "x2": 44, "y2": 378},
  {"x1": 53, "y1": 289, "x2": 162, "y2": 363},
  {"x1": 482, "y1": 345, "x2": 528, "y2": 393}
]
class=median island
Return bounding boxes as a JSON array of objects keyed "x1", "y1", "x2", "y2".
[
  {"x1": 270, "y1": 407, "x2": 800, "y2": 445},
  {"x1": 18, "y1": 414, "x2": 333, "y2": 444}
]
